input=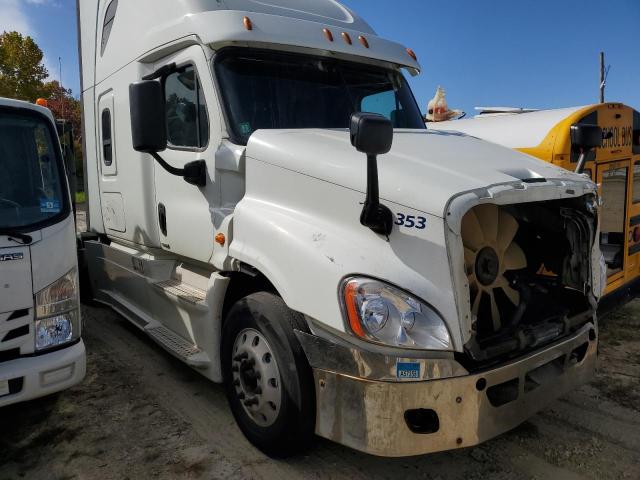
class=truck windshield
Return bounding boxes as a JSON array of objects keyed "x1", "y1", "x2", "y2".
[
  {"x1": 214, "y1": 49, "x2": 426, "y2": 145},
  {"x1": 0, "y1": 108, "x2": 68, "y2": 231}
]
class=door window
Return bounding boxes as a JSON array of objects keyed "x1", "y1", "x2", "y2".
[
  {"x1": 600, "y1": 166, "x2": 628, "y2": 276},
  {"x1": 164, "y1": 66, "x2": 209, "y2": 149},
  {"x1": 633, "y1": 161, "x2": 640, "y2": 204},
  {"x1": 101, "y1": 109, "x2": 112, "y2": 166}
]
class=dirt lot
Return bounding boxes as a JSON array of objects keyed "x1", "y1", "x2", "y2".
[
  {"x1": 1, "y1": 207, "x2": 639, "y2": 479},
  {"x1": 0, "y1": 299, "x2": 638, "y2": 480}
]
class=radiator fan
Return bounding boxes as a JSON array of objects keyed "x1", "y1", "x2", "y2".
[{"x1": 462, "y1": 204, "x2": 527, "y2": 331}]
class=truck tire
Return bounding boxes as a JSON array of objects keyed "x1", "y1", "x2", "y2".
[{"x1": 221, "y1": 292, "x2": 316, "y2": 457}]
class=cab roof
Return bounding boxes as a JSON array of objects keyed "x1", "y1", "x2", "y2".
[
  {"x1": 0, "y1": 97, "x2": 56, "y2": 123},
  {"x1": 81, "y1": 0, "x2": 421, "y2": 89}
]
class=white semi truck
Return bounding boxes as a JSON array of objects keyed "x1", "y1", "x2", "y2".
[
  {"x1": 0, "y1": 98, "x2": 86, "y2": 407},
  {"x1": 77, "y1": 0, "x2": 602, "y2": 457}
]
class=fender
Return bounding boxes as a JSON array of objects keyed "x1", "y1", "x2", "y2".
[{"x1": 228, "y1": 158, "x2": 464, "y2": 348}]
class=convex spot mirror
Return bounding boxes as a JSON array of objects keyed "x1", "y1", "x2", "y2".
[
  {"x1": 350, "y1": 112, "x2": 393, "y2": 155},
  {"x1": 129, "y1": 80, "x2": 167, "y2": 153},
  {"x1": 571, "y1": 124, "x2": 604, "y2": 151}
]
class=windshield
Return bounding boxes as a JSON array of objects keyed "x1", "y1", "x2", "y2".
[
  {"x1": 0, "y1": 108, "x2": 68, "y2": 231},
  {"x1": 214, "y1": 49, "x2": 426, "y2": 145}
]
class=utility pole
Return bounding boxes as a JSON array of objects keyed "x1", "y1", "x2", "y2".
[
  {"x1": 600, "y1": 52, "x2": 605, "y2": 104},
  {"x1": 59, "y1": 56, "x2": 65, "y2": 120}
]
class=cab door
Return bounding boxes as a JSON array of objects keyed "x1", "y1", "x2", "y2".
[
  {"x1": 597, "y1": 160, "x2": 630, "y2": 291},
  {"x1": 152, "y1": 45, "x2": 222, "y2": 263}
]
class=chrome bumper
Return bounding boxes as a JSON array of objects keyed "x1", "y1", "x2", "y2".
[{"x1": 298, "y1": 324, "x2": 597, "y2": 457}]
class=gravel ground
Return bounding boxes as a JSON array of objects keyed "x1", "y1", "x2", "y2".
[{"x1": 0, "y1": 209, "x2": 638, "y2": 479}]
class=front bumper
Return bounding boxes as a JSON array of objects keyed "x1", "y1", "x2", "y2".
[
  {"x1": 299, "y1": 324, "x2": 596, "y2": 457},
  {"x1": 0, "y1": 340, "x2": 86, "y2": 408}
]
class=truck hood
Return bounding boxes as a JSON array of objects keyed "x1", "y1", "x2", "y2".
[{"x1": 246, "y1": 129, "x2": 587, "y2": 217}]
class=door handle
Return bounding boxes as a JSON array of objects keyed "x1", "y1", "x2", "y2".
[{"x1": 158, "y1": 203, "x2": 167, "y2": 236}]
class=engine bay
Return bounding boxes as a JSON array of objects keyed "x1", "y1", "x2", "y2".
[{"x1": 460, "y1": 197, "x2": 597, "y2": 366}]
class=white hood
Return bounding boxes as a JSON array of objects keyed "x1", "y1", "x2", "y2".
[{"x1": 246, "y1": 129, "x2": 589, "y2": 217}]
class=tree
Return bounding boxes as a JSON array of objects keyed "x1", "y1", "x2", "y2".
[
  {"x1": 43, "y1": 80, "x2": 82, "y2": 140},
  {"x1": 0, "y1": 31, "x2": 49, "y2": 101}
]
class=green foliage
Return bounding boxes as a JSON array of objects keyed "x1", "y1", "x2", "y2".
[{"x1": 0, "y1": 31, "x2": 49, "y2": 101}]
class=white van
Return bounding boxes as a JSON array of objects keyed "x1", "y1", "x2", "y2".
[
  {"x1": 0, "y1": 98, "x2": 86, "y2": 407},
  {"x1": 77, "y1": 0, "x2": 602, "y2": 457}
]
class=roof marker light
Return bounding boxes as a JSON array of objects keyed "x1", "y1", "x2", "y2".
[
  {"x1": 341, "y1": 32, "x2": 352, "y2": 45},
  {"x1": 323, "y1": 28, "x2": 334, "y2": 42},
  {"x1": 243, "y1": 16, "x2": 253, "y2": 31},
  {"x1": 215, "y1": 233, "x2": 226, "y2": 246},
  {"x1": 358, "y1": 35, "x2": 369, "y2": 48},
  {"x1": 35, "y1": 98, "x2": 48, "y2": 107},
  {"x1": 406, "y1": 48, "x2": 418, "y2": 61}
]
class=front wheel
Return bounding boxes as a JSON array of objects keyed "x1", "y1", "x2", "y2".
[{"x1": 221, "y1": 292, "x2": 315, "y2": 457}]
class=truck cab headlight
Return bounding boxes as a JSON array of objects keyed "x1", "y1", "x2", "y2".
[
  {"x1": 35, "y1": 268, "x2": 80, "y2": 351},
  {"x1": 342, "y1": 277, "x2": 452, "y2": 350}
]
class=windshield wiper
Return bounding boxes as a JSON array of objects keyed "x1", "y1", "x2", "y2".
[{"x1": 0, "y1": 230, "x2": 33, "y2": 245}]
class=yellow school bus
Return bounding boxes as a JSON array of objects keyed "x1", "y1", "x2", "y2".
[{"x1": 431, "y1": 103, "x2": 640, "y2": 298}]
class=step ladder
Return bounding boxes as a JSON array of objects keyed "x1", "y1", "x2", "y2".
[{"x1": 145, "y1": 324, "x2": 210, "y2": 368}]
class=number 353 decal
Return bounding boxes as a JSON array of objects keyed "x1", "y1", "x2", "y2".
[{"x1": 395, "y1": 213, "x2": 427, "y2": 229}]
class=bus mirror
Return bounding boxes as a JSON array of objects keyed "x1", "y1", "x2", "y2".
[
  {"x1": 129, "y1": 81, "x2": 167, "y2": 153},
  {"x1": 571, "y1": 124, "x2": 603, "y2": 174},
  {"x1": 570, "y1": 124, "x2": 603, "y2": 151}
]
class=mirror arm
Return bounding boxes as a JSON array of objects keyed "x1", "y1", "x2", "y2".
[
  {"x1": 142, "y1": 62, "x2": 186, "y2": 81},
  {"x1": 575, "y1": 149, "x2": 588, "y2": 174},
  {"x1": 360, "y1": 154, "x2": 393, "y2": 237},
  {"x1": 151, "y1": 152, "x2": 184, "y2": 176},
  {"x1": 150, "y1": 153, "x2": 207, "y2": 187}
]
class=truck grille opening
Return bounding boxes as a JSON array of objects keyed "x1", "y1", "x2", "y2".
[{"x1": 461, "y1": 197, "x2": 596, "y2": 366}]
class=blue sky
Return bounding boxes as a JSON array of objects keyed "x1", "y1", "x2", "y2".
[{"x1": 1, "y1": 0, "x2": 638, "y2": 117}]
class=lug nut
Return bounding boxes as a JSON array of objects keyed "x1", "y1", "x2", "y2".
[{"x1": 244, "y1": 397, "x2": 259, "y2": 407}]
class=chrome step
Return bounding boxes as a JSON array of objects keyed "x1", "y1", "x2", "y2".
[
  {"x1": 154, "y1": 279, "x2": 206, "y2": 304},
  {"x1": 145, "y1": 325, "x2": 210, "y2": 368}
]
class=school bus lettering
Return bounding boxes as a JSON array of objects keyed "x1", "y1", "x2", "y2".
[{"x1": 601, "y1": 126, "x2": 633, "y2": 149}]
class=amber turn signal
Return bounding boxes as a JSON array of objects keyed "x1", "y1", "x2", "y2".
[
  {"x1": 215, "y1": 233, "x2": 226, "y2": 246},
  {"x1": 343, "y1": 281, "x2": 365, "y2": 338}
]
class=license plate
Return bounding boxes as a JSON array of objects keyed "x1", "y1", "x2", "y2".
[{"x1": 0, "y1": 379, "x2": 9, "y2": 396}]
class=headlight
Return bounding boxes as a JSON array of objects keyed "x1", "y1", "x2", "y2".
[
  {"x1": 341, "y1": 277, "x2": 452, "y2": 350},
  {"x1": 35, "y1": 268, "x2": 80, "y2": 351}
]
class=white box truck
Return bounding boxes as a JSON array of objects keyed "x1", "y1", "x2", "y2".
[
  {"x1": 0, "y1": 98, "x2": 86, "y2": 407},
  {"x1": 77, "y1": 0, "x2": 603, "y2": 457}
]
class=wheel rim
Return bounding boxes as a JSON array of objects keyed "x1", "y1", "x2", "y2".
[{"x1": 231, "y1": 328, "x2": 282, "y2": 427}]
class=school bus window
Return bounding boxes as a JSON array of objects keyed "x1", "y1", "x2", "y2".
[{"x1": 633, "y1": 162, "x2": 640, "y2": 204}]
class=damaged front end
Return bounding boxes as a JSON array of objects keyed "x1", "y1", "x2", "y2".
[{"x1": 449, "y1": 185, "x2": 600, "y2": 369}]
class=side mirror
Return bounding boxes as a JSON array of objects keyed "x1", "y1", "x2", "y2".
[
  {"x1": 129, "y1": 80, "x2": 207, "y2": 187},
  {"x1": 129, "y1": 81, "x2": 167, "y2": 153},
  {"x1": 350, "y1": 112, "x2": 393, "y2": 155},
  {"x1": 350, "y1": 113, "x2": 394, "y2": 237},
  {"x1": 571, "y1": 124, "x2": 603, "y2": 174},
  {"x1": 571, "y1": 124, "x2": 603, "y2": 151}
]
